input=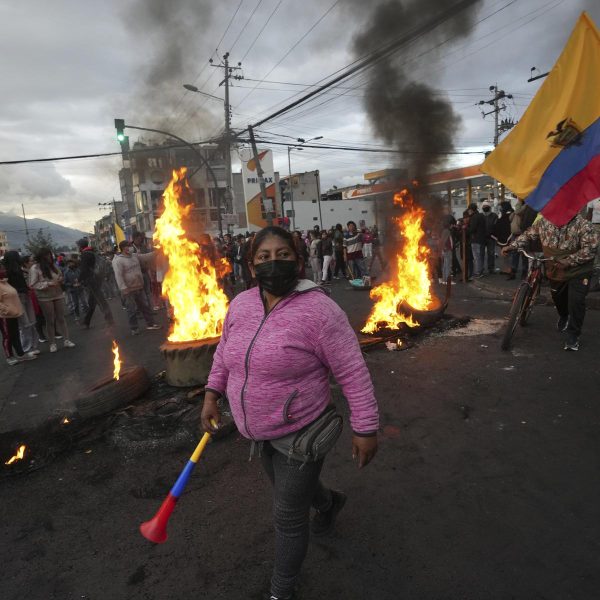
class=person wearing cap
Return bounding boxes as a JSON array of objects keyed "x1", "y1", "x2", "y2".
[
  {"x1": 467, "y1": 202, "x2": 486, "y2": 278},
  {"x1": 112, "y1": 241, "x2": 161, "y2": 335}
]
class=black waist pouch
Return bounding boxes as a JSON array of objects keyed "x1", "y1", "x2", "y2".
[{"x1": 270, "y1": 405, "x2": 343, "y2": 468}]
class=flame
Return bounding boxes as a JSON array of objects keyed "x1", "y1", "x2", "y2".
[
  {"x1": 362, "y1": 189, "x2": 434, "y2": 333},
  {"x1": 61, "y1": 417, "x2": 70, "y2": 425},
  {"x1": 5, "y1": 444, "x2": 26, "y2": 465},
  {"x1": 153, "y1": 168, "x2": 229, "y2": 342},
  {"x1": 112, "y1": 340, "x2": 121, "y2": 381}
]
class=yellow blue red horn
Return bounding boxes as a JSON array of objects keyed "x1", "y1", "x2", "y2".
[{"x1": 139, "y1": 430, "x2": 212, "y2": 543}]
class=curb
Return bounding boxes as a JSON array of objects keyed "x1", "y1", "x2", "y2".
[{"x1": 471, "y1": 277, "x2": 600, "y2": 310}]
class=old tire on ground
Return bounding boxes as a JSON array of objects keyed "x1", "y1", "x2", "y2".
[{"x1": 75, "y1": 366, "x2": 150, "y2": 419}]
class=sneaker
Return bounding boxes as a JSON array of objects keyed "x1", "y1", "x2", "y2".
[
  {"x1": 38, "y1": 338, "x2": 47, "y2": 343},
  {"x1": 311, "y1": 490, "x2": 347, "y2": 537},
  {"x1": 20, "y1": 352, "x2": 38, "y2": 361},
  {"x1": 146, "y1": 324, "x2": 161, "y2": 330},
  {"x1": 564, "y1": 337, "x2": 579, "y2": 352},
  {"x1": 131, "y1": 328, "x2": 140, "y2": 336},
  {"x1": 438, "y1": 278, "x2": 444, "y2": 284},
  {"x1": 63, "y1": 340, "x2": 76, "y2": 348},
  {"x1": 556, "y1": 316, "x2": 569, "y2": 332},
  {"x1": 49, "y1": 343, "x2": 58, "y2": 353},
  {"x1": 55, "y1": 334, "x2": 63, "y2": 340},
  {"x1": 30, "y1": 349, "x2": 41, "y2": 355},
  {"x1": 6, "y1": 357, "x2": 19, "y2": 366}
]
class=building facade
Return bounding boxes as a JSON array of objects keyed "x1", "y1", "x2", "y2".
[{"x1": 0, "y1": 231, "x2": 8, "y2": 256}]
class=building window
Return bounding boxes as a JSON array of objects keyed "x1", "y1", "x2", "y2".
[
  {"x1": 142, "y1": 191, "x2": 148, "y2": 210},
  {"x1": 311, "y1": 199, "x2": 316, "y2": 203},
  {"x1": 196, "y1": 188, "x2": 206, "y2": 208}
]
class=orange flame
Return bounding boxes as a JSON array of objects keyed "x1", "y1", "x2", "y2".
[
  {"x1": 153, "y1": 168, "x2": 229, "y2": 342},
  {"x1": 61, "y1": 417, "x2": 70, "y2": 425},
  {"x1": 112, "y1": 340, "x2": 121, "y2": 380},
  {"x1": 5, "y1": 444, "x2": 26, "y2": 465},
  {"x1": 362, "y1": 190, "x2": 434, "y2": 333}
]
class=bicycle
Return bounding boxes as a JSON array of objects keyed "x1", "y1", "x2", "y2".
[{"x1": 500, "y1": 248, "x2": 553, "y2": 351}]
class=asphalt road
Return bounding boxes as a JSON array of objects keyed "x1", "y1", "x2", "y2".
[{"x1": 1, "y1": 281, "x2": 599, "y2": 600}]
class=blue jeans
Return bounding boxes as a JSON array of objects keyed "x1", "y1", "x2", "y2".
[
  {"x1": 348, "y1": 257, "x2": 367, "y2": 278},
  {"x1": 261, "y1": 442, "x2": 332, "y2": 599}
]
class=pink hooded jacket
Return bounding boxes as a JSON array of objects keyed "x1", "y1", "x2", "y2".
[{"x1": 206, "y1": 280, "x2": 379, "y2": 441}]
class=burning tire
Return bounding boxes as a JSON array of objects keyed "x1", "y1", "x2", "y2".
[{"x1": 75, "y1": 366, "x2": 150, "y2": 419}]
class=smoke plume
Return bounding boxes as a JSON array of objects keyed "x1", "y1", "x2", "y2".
[
  {"x1": 120, "y1": 0, "x2": 216, "y2": 137},
  {"x1": 347, "y1": 0, "x2": 482, "y2": 180}
]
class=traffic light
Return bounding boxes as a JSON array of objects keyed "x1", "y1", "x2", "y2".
[{"x1": 114, "y1": 118, "x2": 126, "y2": 143}]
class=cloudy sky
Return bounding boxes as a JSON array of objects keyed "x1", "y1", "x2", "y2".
[{"x1": 0, "y1": 0, "x2": 598, "y2": 232}]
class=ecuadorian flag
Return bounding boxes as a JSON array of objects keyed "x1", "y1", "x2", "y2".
[{"x1": 482, "y1": 12, "x2": 600, "y2": 226}]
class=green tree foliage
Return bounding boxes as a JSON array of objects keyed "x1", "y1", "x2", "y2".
[{"x1": 25, "y1": 229, "x2": 56, "y2": 256}]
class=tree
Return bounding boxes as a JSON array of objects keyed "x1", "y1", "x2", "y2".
[{"x1": 25, "y1": 229, "x2": 56, "y2": 256}]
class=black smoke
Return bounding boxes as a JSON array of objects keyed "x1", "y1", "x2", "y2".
[
  {"x1": 347, "y1": 0, "x2": 482, "y2": 180},
  {"x1": 120, "y1": 0, "x2": 215, "y2": 137}
]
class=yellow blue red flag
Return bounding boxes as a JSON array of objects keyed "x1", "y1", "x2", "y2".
[{"x1": 481, "y1": 12, "x2": 600, "y2": 226}]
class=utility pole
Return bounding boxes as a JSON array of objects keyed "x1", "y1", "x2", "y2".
[
  {"x1": 248, "y1": 125, "x2": 271, "y2": 225},
  {"x1": 478, "y1": 84, "x2": 514, "y2": 147},
  {"x1": 21, "y1": 204, "x2": 29, "y2": 239},
  {"x1": 478, "y1": 85, "x2": 515, "y2": 203},
  {"x1": 210, "y1": 53, "x2": 243, "y2": 216}
]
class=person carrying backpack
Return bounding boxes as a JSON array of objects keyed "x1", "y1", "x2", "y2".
[{"x1": 77, "y1": 238, "x2": 114, "y2": 329}]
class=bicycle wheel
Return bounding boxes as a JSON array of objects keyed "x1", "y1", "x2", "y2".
[
  {"x1": 519, "y1": 277, "x2": 540, "y2": 326},
  {"x1": 501, "y1": 283, "x2": 530, "y2": 351}
]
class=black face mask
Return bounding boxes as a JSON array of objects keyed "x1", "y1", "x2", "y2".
[
  {"x1": 254, "y1": 260, "x2": 299, "y2": 297},
  {"x1": 483, "y1": 207, "x2": 491, "y2": 213}
]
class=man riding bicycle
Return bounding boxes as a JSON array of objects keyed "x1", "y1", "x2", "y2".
[{"x1": 502, "y1": 212, "x2": 599, "y2": 351}]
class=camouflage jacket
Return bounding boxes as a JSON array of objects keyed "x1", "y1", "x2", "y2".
[{"x1": 509, "y1": 214, "x2": 599, "y2": 267}]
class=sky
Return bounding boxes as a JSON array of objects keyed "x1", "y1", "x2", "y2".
[{"x1": 0, "y1": 0, "x2": 598, "y2": 232}]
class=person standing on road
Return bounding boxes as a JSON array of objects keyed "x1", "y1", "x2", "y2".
[
  {"x1": 112, "y1": 241, "x2": 161, "y2": 336},
  {"x1": 2, "y1": 251, "x2": 39, "y2": 355},
  {"x1": 467, "y1": 203, "x2": 486, "y2": 278},
  {"x1": 202, "y1": 226, "x2": 379, "y2": 600},
  {"x1": 29, "y1": 248, "x2": 76, "y2": 353},
  {"x1": 344, "y1": 221, "x2": 366, "y2": 279},
  {"x1": 77, "y1": 238, "x2": 114, "y2": 330},
  {"x1": 308, "y1": 231, "x2": 321, "y2": 284},
  {"x1": 332, "y1": 224, "x2": 346, "y2": 279},
  {"x1": 320, "y1": 229, "x2": 333, "y2": 284},
  {"x1": 481, "y1": 201, "x2": 498, "y2": 274},
  {"x1": 502, "y1": 214, "x2": 599, "y2": 351}
]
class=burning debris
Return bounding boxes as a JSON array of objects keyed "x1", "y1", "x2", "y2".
[
  {"x1": 154, "y1": 168, "x2": 229, "y2": 386},
  {"x1": 4, "y1": 445, "x2": 26, "y2": 466},
  {"x1": 153, "y1": 167, "x2": 229, "y2": 343},
  {"x1": 363, "y1": 190, "x2": 439, "y2": 333},
  {"x1": 112, "y1": 340, "x2": 121, "y2": 381}
]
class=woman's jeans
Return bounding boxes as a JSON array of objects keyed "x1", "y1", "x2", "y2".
[
  {"x1": 17, "y1": 292, "x2": 38, "y2": 352},
  {"x1": 261, "y1": 442, "x2": 333, "y2": 598}
]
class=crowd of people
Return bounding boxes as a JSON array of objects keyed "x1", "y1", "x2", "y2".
[{"x1": 217, "y1": 221, "x2": 388, "y2": 292}]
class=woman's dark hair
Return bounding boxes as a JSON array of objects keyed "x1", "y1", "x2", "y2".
[
  {"x1": 335, "y1": 223, "x2": 342, "y2": 231},
  {"x1": 347, "y1": 220, "x2": 357, "y2": 228},
  {"x1": 35, "y1": 247, "x2": 58, "y2": 280},
  {"x1": 250, "y1": 226, "x2": 298, "y2": 262},
  {"x1": 2, "y1": 250, "x2": 22, "y2": 277}
]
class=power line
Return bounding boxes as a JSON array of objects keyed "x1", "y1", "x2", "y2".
[
  {"x1": 239, "y1": 137, "x2": 487, "y2": 155},
  {"x1": 240, "y1": 0, "x2": 285, "y2": 62},
  {"x1": 216, "y1": 0, "x2": 245, "y2": 53},
  {"x1": 234, "y1": 0, "x2": 340, "y2": 107}
]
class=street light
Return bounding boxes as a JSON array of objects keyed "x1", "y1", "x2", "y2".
[
  {"x1": 182, "y1": 84, "x2": 224, "y2": 102},
  {"x1": 287, "y1": 136, "x2": 323, "y2": 230}
]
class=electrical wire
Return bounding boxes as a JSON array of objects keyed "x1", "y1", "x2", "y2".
[
  {"x1": 233, "y1": 0, "x2": 341, "y2": 107},
  {"x1": 240, "y1": 0, "x2": 285, "y2": 62}
]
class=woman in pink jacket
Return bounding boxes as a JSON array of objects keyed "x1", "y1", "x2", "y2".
[{"x1": 202, "y1": 226, "x2": 379, "y2": 600}]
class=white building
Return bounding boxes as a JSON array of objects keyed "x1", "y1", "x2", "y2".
[{"x1": 0, "y1": 231, "x2": 8, "y2": 255}]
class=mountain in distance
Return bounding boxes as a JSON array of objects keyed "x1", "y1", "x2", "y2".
[{"x1": 0, "y1": 212, "x2": 90, "y2": 251}]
